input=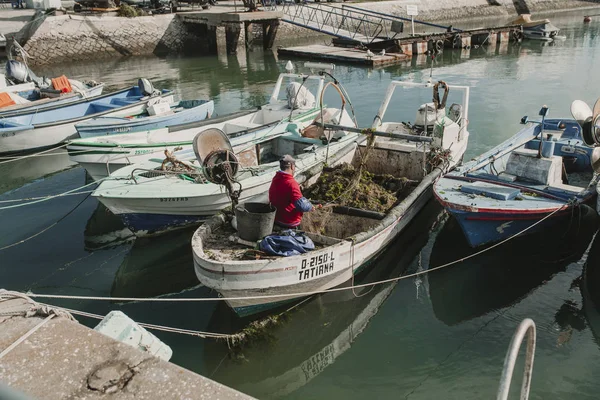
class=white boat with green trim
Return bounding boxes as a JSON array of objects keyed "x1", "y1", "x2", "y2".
[
  {"x1": 191, "y1": 79, "x2": 471, "y2": 317},
  {"x1": 92, "y1": 114, "x2": 359, "y2": 235},
  {"x1": 68, "y1": 71, "x2": 334, "y2": 181},
  {"x1": 92, "y1": 70, "x2": 360, "y2": 235}
]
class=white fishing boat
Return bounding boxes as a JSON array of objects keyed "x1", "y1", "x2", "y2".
[
  {"x1": 68, "y1": 69, "x2": 339, "y2": 181},
  {"x1": 92, "y1": 112, "x2": 358, "y2": 235},
  {"x1": 192, "y1": 78, "x2": 471, "y2": 317}
]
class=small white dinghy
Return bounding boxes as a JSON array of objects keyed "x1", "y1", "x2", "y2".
[{"x1": 192, "y1": 78, "x2": 472, "y2": 317}]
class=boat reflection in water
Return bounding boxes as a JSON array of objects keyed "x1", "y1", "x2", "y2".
[
  {"x1": 202, "y1": 201, "x2": 443, "y2": 399},
  {"x1": 84, "y1": 202, "x2": 135, "y2": 251},
  {"x1": 110, "y1": 226, "x2": 200, "y2": 299},
  {"x1": 427, "y1": 204, "x2": 599, "y2": 326}
]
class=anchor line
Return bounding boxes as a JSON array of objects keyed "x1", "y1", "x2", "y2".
[
  {"x1": 0, "y1": 179, "x2": 104, "y2": 210},
  {"x1": 0, "y1": 191, "x2": 93, "y2": 251},
  {"x1": 0, "y1": 147, "x2": 106, "y2": 163},
  {"x1": 23, "y1": 204, "x2": 568, "y2": 303},
  {"x1": 0, "y1": 190, "x2": 95, "y2": 204},
  {"x1": 0, "y1": 143, "x2": 69, "y2": 164}
]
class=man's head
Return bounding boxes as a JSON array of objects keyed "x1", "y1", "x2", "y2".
[{"x1": 279, "y1": 154, "x2": 296, "y2": 173}]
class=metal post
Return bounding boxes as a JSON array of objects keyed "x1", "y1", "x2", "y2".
[{"x1": 411, "y1": 15, "x2": 415, "y2": 36}]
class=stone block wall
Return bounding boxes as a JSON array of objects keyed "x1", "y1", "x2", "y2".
[{"x1": 20, "y1": 13, "x2": 196, "y2": 65}]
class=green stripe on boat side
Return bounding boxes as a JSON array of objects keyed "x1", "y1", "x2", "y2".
[
  {"x1": 68, "y1": 107, "x2": 324, "y2": 149},
  {"x1": 68, "y1": 141, "x2": 193, "y2": 149},
  {"x1": 67, "y1": 149, "x2": 132, "y2": 155}
]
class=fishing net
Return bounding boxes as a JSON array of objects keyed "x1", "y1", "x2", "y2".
[{"x1": 304, "y1": 164, "x2": 398, "y2": 213}]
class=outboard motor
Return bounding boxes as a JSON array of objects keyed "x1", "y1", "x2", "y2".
[
  {"x1": 138, "y1": 78, "x2": 158, "y2": 97},
  {"x1": 414, "y1": 102, "x2": 446, "y2": 133},
  {"x1": 5, "y1": 60, "x2": 50, "y2": 88},
  {"x1": 448, "y1": 103, "x2": 463, "y2": 123},
  {"x1": 5, "y1": 60, "x2": 29, "y2": 84},
  {"x1": 286, "y1": 82, "x2": 316, "y2": 110}
]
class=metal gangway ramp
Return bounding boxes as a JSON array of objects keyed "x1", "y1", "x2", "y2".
[{"x1": 279, "y1": 2, "x2": 406, "y2": 44}]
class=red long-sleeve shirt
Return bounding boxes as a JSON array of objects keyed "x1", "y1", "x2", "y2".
[{"x1": 268, "y1": 171, "x2": 312, "y2": 227}]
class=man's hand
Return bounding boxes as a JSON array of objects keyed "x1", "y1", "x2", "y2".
[{"x1": 312, "y1": 204, "x2": 323, "y2": 211}]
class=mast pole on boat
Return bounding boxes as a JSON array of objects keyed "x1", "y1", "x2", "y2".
[{"x1": 537, "y1": 105, "x2": 549, "y2": 158}]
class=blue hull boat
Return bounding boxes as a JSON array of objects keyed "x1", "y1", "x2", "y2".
[
  {"x1": 434, "y1": 115, "x2": 600, "y2": 248},
  {"x1": 0, "y1": 82, "x2": 171, "y2": 154},
  {"x1": 75, "y1": 99, "x2": 214, "y2": 138}
]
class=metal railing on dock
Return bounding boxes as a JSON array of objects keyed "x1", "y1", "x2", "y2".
[{"x1": 280, "y1": 2, "x2": 402, "y2": 44}]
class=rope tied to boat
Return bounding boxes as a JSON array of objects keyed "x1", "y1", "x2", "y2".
[
  {"x1": 433, "y1": 80, "x2": 449, "y2": 110},
  {"x1": 160, "y1": 149, "x2": 196, "y2": 174},
  {"x1": 22, "y1": 203, "x2": 571, "y2": 305}
]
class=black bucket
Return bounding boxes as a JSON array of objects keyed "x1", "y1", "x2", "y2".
[{"x1": 235, "y1": 202, "x2": 276, "y2": 242}]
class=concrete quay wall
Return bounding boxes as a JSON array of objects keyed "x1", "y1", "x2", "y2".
[
  {"x1": 13, "y1": 0, "x2": 600, "y2": 65},
  {"x1": 0, "y1": 296, "x2": 253, "y2": 399},
  {"x1": 15, "y1": 13, "x2": 199, "y2": 66}
]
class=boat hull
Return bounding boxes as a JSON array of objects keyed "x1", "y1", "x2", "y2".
[
  {"x1": 0, "y1": 98, "x2": 166, "y2": 154},
  {"x1": 194, "y1": 172, "x2": 437, "y2": 317},
  {"x1": 0, "y1": 84, "x2": 105, "y2": 117},
  {"x1": 443, "y1": 204, "x2": 579, "y2": 248},
  {"x1": 76, "y1": 100, "x2": 214, "y2": 138},
  {"x1": 95, "y1": 129, "x2": 360, "y2": 234}
]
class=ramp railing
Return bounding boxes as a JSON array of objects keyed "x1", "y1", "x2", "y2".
[{"x1": 279, "y1": 2, "x2": 404, "y2": 44}]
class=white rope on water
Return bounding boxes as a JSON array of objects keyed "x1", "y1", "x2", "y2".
[
  {"x1": 0, "y1": 144, "x2": 69, "y2": 165},
  {"x1": 0, "y1": 179, "x2": 104, "y2": 210},
  {"x1": 48, "y1": 305, "x2": 231, "y2": 339},
  {"x1": 0, "y1": 190, "x2": 95, "y2": 251},
  {"x1": 0, "y1": 190, "x2": 95, "y2": 204},
  {"x1": 0, "y1": 148, "x2": 97, "y2": 163},
  {"x1": 25, "y1": 204, "x2": 568, "y2": 304}
]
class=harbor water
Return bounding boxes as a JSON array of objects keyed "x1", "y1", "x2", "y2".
[{"x1": 2, "y1": 10, "x2": 600, "y2": 399}]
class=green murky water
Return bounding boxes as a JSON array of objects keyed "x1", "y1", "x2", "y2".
[{"x1": 2, "y1": 9, "x2": 600, "y2": 399}]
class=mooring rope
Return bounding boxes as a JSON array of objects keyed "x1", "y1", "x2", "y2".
[
  {"x1": 0, "y1": 190, "x2": 95, "y2": 204},
  {"x1": 0, "y1": 179, "x2": 103, "y2": 211},
  {"x1": 24, "y1": 204, "x2": 568, "y2": 303},
  {"x1": 0, "y1": 144, "x2": 68, "y2": 164},
  {"x1": 50, "y1": 305, "x2": 231, "y2": 339},
  {"x1": 0, "y1": 191, "x2": 94, "y2": 251},
  {"x1": 0, "y1": 289, "x2": 75, "y2": 359}
]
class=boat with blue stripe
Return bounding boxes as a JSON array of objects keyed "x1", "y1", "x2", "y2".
[
  {"x1": 0, "y1": 79, "x2": 172, "y2": 154},
  {"x1": 434, "y1": 105, "x2": 600, "y2": 248},
  {"x1": 75, "y1": 99, "x2": 214, "y2": 138}
]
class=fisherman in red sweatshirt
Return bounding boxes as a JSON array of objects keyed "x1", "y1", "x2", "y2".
[{"x1": 269, "y1": 155, "x2": 321, "y2": 228}]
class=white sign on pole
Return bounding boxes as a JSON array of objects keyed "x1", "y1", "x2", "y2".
[{"x1": 406, "y1": 5, "x2": 418, "y2": 16}]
